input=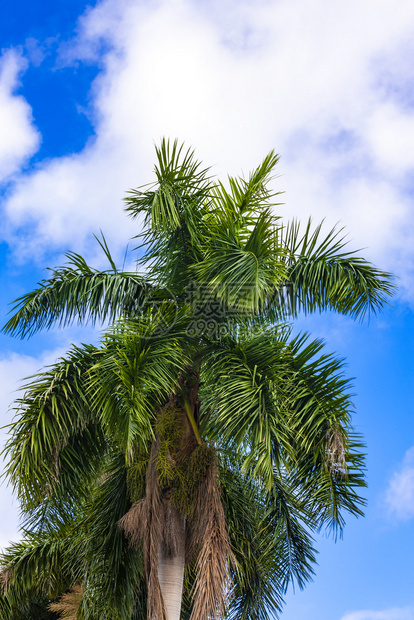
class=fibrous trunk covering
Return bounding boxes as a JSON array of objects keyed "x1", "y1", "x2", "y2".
[
  {"x1": 119, "y1": 439, "x2": 168, "y2": 619},
  {"x1": 119, "y1": 397, "x2": 234, "y2": 620},
  {"x1": 188, "y1": 458, "x2": 234, "y2": 619}
]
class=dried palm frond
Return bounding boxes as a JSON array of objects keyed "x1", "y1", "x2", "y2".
[
  {"x1": 326, "y1": 425, "x2": 347, "y2": 476},
  {"x1": 48, "y1": 584, "x2": 83, "y2": 619},
  {"x1": 189, "y1": 458, "x2": 235, "y2": 620},
  {"x1": 0, "y1": 567, "x2": 13, "y2": 594},
  {"x1": 119, "y1": 439, "x2": 167, "y2": 620}
]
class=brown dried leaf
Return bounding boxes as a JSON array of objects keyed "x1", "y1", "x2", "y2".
[
  {"x1": 189, "y1": 459, "x2": 234, "y2": 620},
  {"x1": 48, "y1": 584, "x2": 83, "y2": 619}
]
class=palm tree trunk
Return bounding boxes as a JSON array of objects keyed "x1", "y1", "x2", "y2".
[
  {"x1": 158, "y1": 508, "x2": 186, "y2": 620},
  {"x1": 156, "y1": 373, "x2": 201, "y2": 619}
]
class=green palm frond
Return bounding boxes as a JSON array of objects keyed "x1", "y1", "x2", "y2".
[
  {"x1": 293, "y1": 430, "x2": 366, "y2": 537},
  {"x1": 279, "y1": 332, "x2": 366, "y2": 536},
  {"x1": 220, "y1": 462, "x2": 286, "y2": 620},
  {"x1": 3, "y1": 344, "x2": 106, "y2": 512},
  {"x1": 1, "y1": 140, "x2": 394, "y2": 619},
  {"x1": 201, "y1": 326, "x2": 296, "y2": 482},
  {"x1": 2, "y1": 250, "x2": 151, "y2": 338},
  {"x1": 125, "y1": 139, "x2": 212, "y2": 289},
  {"x1": 0, "y1": 591, "x2": 59, "y2": 620},
  {"x1": 266, "y1": 476, "x2": 317, "y2": 594},
  {"x1": 0, "y1": 522, "x2": 77, "y2": 611},
  {"x1": 201, "y1": 326, "x2": 365, "y2": 535},
  {"x1": 217, "y1": 448, "x2": 316, "y2": 620},
  {"x1": 279, "y1": 219, "x2": 396, "y2": 320},
  {"x1": 125, "y1": 138, "x2": 211, "y2": 230},
  {"x1": 190, "y1": 211, "x2": 287, "y2": 312},
  {"x1": 189, "y1": 153, "x2": 286, "y2": 312},
  {"x1": 77, "y1": 451, "x2": 145, "y2": 620},
  {"x1": 211, "y1": 149, "x2": 282, "y2": 222},
  {"x1": 89, "y1": 305, "x2": 190, "y2": 455},
  {"x1": 1, "y1": 449, "x2": 145, "y2": 620}
]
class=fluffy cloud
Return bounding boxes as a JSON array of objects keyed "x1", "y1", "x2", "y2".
[
  {"x1": 0, "y1": 49, "x2": 40, "y2": 183},
  {"x1": 384, "y1": 447, "x2": 414, "y2": 521},
  {"x1": 340, "y1": 608, "x2": 414, "y2": 620},
  {"x1": 2, "y1": 0, "x2": 414, "y2": 288}
]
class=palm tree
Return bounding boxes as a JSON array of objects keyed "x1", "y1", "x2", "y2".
[{"x1": 1, "y1": 140, "x2": 394, "y2": 619}]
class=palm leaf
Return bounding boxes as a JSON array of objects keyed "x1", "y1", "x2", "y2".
[
  {"x1": 201, "y1": 325, "x2": 366, "y2": 536},
  {"x1": 89, "y1": 305, "x2": 191, "y2": 456},
  {"x1": 1, "y1": 139, "x2": 394, "y2": 619},
  {"x1": 3, "y1": 344, "x2": 106, "y2": 512},
  {"x1": 2, "y1": 251, "x2": 151, "y2": 338},
  {"x1": 277, "y1": 219, "x2": 396, "y2": 319}
]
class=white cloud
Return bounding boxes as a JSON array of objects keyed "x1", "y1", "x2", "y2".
[
  {"x1": 384, "y1": 447, "x2": 414, "y2": 521},
  {"x1": 340, "y1": 608, "x2": 414, "y2": 620},
  {"x1": 2, "y1": 0, "x2": 414, "y2": 290},
  {"x1": 0, "y1": 49, "x2": 40, "y2": 183}
]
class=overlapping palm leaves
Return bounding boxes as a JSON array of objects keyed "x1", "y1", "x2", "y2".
[
  {"x1": 1, "y1": 140, "x2": 394, "y2": 618},
  {"x1": 2, "y1": 316, "x2": 355, "y2": 619}
]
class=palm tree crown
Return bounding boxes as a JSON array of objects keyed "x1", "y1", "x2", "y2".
[{"x1": 0, "y1": 140, "x2": 394, "y2": 620}]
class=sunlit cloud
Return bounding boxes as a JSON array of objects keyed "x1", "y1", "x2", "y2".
[
  {"x1": 0, "y1": 49, "x2": 40, "y2": 183},
  {"x1": 1, "y1": 0, "x2": 414, "y2": 287},
  {"x1": 384, "y1": 447, "x2": 414, "y2": 521}
]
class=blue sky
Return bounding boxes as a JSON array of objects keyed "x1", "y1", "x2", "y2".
[{"x1": 0, "y1": 1, "x2": 413, "y2": 619}]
